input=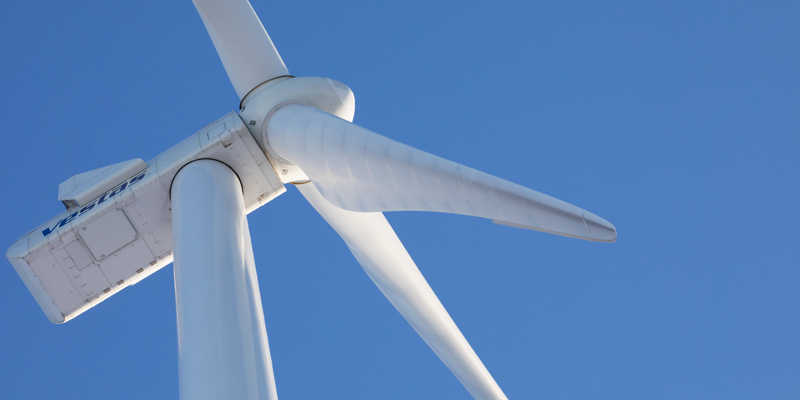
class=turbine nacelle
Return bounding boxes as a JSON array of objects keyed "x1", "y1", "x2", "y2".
[{"x1": 7, "y1": 112, "x2": 286, "y2": 323}]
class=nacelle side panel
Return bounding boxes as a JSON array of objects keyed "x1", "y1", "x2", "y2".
[{"x1": 7, "y1": 112, "x2": 285, "y2": 323}]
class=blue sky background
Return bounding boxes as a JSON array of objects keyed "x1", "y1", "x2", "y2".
[{"x1": 1, "y1": 1, "x2": 798, "y2": 399}]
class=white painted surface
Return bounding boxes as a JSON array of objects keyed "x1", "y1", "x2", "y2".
[
  {"x1": 24, "y1": 249, "x2": 84, "y2": 321},
  {"x1": 63, "y1": 240, "x2": 92, "y2": 270},
  {"x1": 58, "y1": 158, "x2": 147, "y2": 207},
  {"x1": 298, "y1": 183, "x2": 507, "y2": 400},
  {"x1": 77, "y1": 208, "x2": 138, "y2": 261},
  {"x1": 172, "y1": 160, "x2": 278, "y2": 400},
  {"x1": 6, "y1": 111, "x2": 285, "y2": 323},
  {"x1": 237, "y1": 76, "x2": 357, "y2": 185},
  {"x1": 268, "y1": 105, "x2": 616, "y2": 242},
  {"x1": 192, "y1": 0, "x2": 289, "y2": 99}
]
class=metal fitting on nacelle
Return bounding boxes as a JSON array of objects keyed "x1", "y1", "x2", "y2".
[{"x1": 238, "y1": 76, "x2": 356, "y2": 184}]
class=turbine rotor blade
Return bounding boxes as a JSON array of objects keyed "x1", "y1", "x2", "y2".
[
  {"x1": 192, "y1": 0, "x2": 290, "y2": 99},
  {"x1": 268, "y1": 105, "x2": 617, "y2": 242},
  {"x1": 297, "y1": 183, "x2": 508, "y2": 400}
]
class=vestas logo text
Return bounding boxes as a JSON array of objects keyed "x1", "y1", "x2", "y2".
[{"x1": 42, "y1": 171, "x2": 148, "y2": 237}]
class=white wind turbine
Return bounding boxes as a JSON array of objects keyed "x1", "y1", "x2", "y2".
[{"x1": 6, "y1": 1, "x2": 616, "y2": 399}]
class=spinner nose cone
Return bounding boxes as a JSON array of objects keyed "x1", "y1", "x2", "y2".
[
  {"x1": 582, "y1": 212, "x2": 617, "y2": 242},
  {"x1": 326, "y1": 78, "x2": 355, "y2": 122}
]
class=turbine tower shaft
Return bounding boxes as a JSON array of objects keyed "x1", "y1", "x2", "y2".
[{"x1": 172, "y1": 160, "x2": 278, "y2": 400}]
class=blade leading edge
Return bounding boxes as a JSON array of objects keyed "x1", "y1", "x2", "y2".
[
  {"x1": 243, "y1": 218, "x2": 279, "y2": 400},
  {"x1": 297, "y1": 183, "x2": 508, "y2": 400}
]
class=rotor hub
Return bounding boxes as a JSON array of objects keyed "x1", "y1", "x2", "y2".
[{"x1": 238, "y1": 76, "x2": 356, "y2": 183}]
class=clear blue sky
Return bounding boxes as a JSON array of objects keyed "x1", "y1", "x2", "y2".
[{"x1": 1, "y1": 1, "x2": 798, "y2": 399}]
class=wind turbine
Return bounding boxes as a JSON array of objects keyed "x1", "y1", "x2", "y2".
[{"x1": 6, "y1": 1, "x2": 616, "y2": 399}]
